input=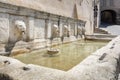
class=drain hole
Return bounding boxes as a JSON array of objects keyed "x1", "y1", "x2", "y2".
[
  {"x1": 22, "y1": 67, "x2": 30, "y2": 71},
  {"x1": 4, "y1": 60, "x2": 10, "y2": 65},
  {"x1": 99, "y1": 53, "x2": 107, "y2": 60},
  {"x1": 112, "y1": 43, "x2": 115, "y2": 46},
  {"x1": 110, "y1": 46, "x2": 114, "y2": 49}
]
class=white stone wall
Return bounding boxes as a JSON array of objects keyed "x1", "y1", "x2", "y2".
[
  {"x1": 70, "y1": 22, "x2": 75, "y2": 36},
  {"x1": 0, "y1": 13, "x2": 9, "y2": 43},
  {"x1": 0, "y1": 2, "x2": 86, "y2": 50},
  {"x1": 27, "y1": 17, "x2": 34, "y2": 41},
  {"x1": 9, "y1": 15, "x2": 28, "y2": 42},
  {"x1": 34, "y1": 19, "x2": 45, "y2": 39},
  {"x1": 76, "y1": 0, "x2": 95, "y2": 35}
]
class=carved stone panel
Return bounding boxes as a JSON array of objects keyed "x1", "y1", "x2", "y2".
[
  {"x1": 34, "y1": 19, "x2": 45, "y2": 39},
  {"x1": 9, "y1": 15, "x2": 28, "y2": 42},
  {"x1": 0, "y1": 13, "x2": 9, "y2": 43},
  {"x1": 70, "y1": 23, "x2": 75, "y2": 36},
  {"x1": 27, "y1": 17, "x2": 34, "y2": 41},
  {"x1": 51, "y1": 20, "x2": 59, "y2": 38}
]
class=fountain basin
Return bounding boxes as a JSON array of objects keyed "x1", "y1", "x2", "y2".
[
  {"x1": 14, "y1": 40, "x2": 107, "y2": 71},
  {"x1": 47, "y1": 48, "x2": 59, "y2": 55}
]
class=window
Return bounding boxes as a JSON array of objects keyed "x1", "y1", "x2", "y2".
[
  {"x1": 58, "y1": 0, "x2": 62, "y2": 2},
  {"x1": 110, "y1": 0, "x2": 114, "y2": 6},
  {"x1": 103, "y1": 0, "x2": 106, "y2": 6}
]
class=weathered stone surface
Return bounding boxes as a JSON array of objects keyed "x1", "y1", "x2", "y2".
[
  {"x1": 68, "y1": 35, "x2": 120, "y2": 80},
  {"x1": 1, "y1": 36, "x2": 120, "y2": 80},
  {"x1": 4, "y1": 20, "x2": 27, "y2": 56},
  {"x1": 0, "y1": 1, "x2": 89, "y2": 52},
  {"x1": 0, "y1": 13, "x2": 9, "y2": 43},
  {"x1": 0, "y1": 56, "x2": 76, "y2": 80},
  {"x1": 0, "y1": 0, "x2": 95, "y2": 35}
]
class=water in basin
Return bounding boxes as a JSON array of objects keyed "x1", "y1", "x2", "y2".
[{"x1": 13, "y1": 40, "x2": 108, "y2": 71}]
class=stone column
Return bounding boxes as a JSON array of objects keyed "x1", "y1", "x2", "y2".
[
  {"x1": 74, "y1": 22, "x2": 78, "y2": 37},
  {"x1": 45, "y1": 19, "x2": 52, "y2": 47},
  {"x1": 68, "y1": 22, "x2": 71, "y2": 37},
  {"x1": 0, "y1": 13, "x2": 9, "y2": 55},
  {"x1": 59, "y1": 19, "x2": 63, "y2": 43},
  {"x1": 27, "y1": 17, "x2": 34, "y2": 41},
  {"x1": 46, "y1": 19, "x2": 52, "y2": 39},
  {"x1": 0, "y1": 13, "x2": 9, "y2": 44},
  {"x1": 59, "y1": 18, "x2": 63, "y2": 38},
  {"x1": 97, "y1": 3, "x2": 100, "y2": 28}
]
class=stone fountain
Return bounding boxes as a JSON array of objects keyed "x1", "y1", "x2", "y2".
[
  {"x1": 47, "y1": 48, "x2": 59, "y2": 55},
  {"x1": 0, "y1": 20, "x2": 26, "y2": 56},
  {"x1": 47, "y1": 24, "x2": 60, "y2": 55}
]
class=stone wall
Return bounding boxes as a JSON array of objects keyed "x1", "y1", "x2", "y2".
[
  {"x1": 0, "y1": 0, "x2": 97, "y2": 35},
  {"x1": 0, "y1": 13, "x2": 9, "y2": 43},
  {"x1": 0, "y1": 2, "x2": 86, "y2": 52},
  {"x1": 100, "y1": 0, "x2": 120, "y2": 24}
]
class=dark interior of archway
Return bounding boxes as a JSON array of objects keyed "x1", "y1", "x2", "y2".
[{"x1": 101, "y1": 10, "x2": 116, "y2": 24}]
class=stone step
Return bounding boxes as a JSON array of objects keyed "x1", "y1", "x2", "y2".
[
  {"x1": 85, "y1": 34, "x2": 117, "y2": 41},
  {"x1": 94, "y1": 28, "x2": 109, "y2": 34}
]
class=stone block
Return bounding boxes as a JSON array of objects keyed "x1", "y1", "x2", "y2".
[{"x1": 0, "y1": 13, "x2": 9, "y2": 43}]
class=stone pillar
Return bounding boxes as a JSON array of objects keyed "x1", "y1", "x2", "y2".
[
  {"x1": 74, "y1": 22, "x2": 78, "y2": 37},
  {"x1": 45, "y1": 19, "x2": 52, "y2": 47},
  {"x1": 0, "y1": 13, "x2": 9, "y2": 44},
  {"x1": 46, "y1": 19, "x2": 52, "y2": 39},
  {"x1": 68, "y1": 23, "x2": 71, "y2": 36},
  {"x1": 27, "y1": 17, "x2": 34, "y2": 41},
  {"x1": 45, "y1": 19, "x2": 48, "y2": 39},
  {"x1": 59, "y1": 19, "x2": 63, "y2": 38}
]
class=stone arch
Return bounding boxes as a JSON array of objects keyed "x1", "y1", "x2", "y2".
[{"x1": 101, "y1": 10, "x2": 116, "y2": 24}]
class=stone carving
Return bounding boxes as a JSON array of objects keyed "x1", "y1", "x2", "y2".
[
  {"x1": 63, "y1": 25, "x2": 70, "y2": 37},
  {"x1": 61, "y1": 25, "x2": 70, "y2": 42},
  {"x1": 4, "y1": 20, "x2": 26, "y2": 56},
  {"x1": 77, "y1": 26, "x2": 85, "y2": 39},
  {"x1": 50, "y1": 24, "x2": 59, "y2": 40}
]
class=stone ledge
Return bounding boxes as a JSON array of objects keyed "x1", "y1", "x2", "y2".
[{"x1": 0, "y1": 36, "x2": 120, "y2": 80}]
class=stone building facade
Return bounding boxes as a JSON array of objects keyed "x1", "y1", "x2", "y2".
[
  {"x1": 100, "y1": 0, "x2": 120, "y2": 24},
  {"x1": 0, "y1": 0, "x2": 98, "y2": 52}
]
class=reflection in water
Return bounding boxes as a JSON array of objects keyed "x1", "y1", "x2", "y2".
[{"x1": 13, "y1": 40, "x2": 108, "y2": 71}]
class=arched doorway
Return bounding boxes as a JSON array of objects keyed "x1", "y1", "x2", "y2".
[{"x1": 101, "y1": 10, "x2": 116, "y2": 24}]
